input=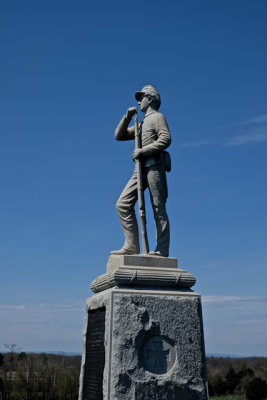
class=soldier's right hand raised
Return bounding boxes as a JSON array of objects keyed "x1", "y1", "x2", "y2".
[{"x1": 126, "y1": 107, "x2": 137, "y2": 120}]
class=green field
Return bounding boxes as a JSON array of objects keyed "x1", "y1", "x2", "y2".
[
  {"x1": 210, "y1": 397, "x2": 242, "y2": 400},
  {"x1": 210, "y1": 398, "x2": 267, "y2": 400}
]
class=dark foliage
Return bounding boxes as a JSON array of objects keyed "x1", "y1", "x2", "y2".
[
  {"x1": 0, "y1": 354, "x2": 4, "y2": 367},
  {"x1": 0, "y1": 351, "x2": 81, "y2": 400},
  {"x1": 246, "y1": 377, "x2": 267, "y2": 400},
  {"x1": 209, "y1": 374, "x2": 228, "y2": 396},
  {"x1": 1, "y1": 352, "x2": 267, "y2": 399},
  {"x1": 207, "y1": 356, "x2": 267, "y2": 381},
  {"x1": 207, "y1": 357, "x2": 267, "y2": 398}
]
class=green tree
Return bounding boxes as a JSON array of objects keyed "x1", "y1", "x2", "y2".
[
  {"x1": 245, "y1": 377, "x2": 267, "y2": 400},
  {"x1": 210, "y1": 374, "x2": 228, "y2": 396},
  {"x1": 225, "y1": 366, "x2": 240, "y2": 393},
  {"x1": 235, "y1": 364, "x2": 255, "y2": 397},
  {"x1": 238, "y1": 364, "x2": 254, "y2": 380},
  {"x1": 208, "y1": 380, "x2": 215, "y2": 396},
  {"x1": 18, "y1": 352, "x2": 27, "y2": 361}
]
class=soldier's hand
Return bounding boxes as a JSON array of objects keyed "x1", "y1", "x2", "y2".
[
  {"x1": 126, "y1": 107, "x2": 137, "y2": 120},
  {"x1": 132, "y1": 149, "x2": 143, "y2": 161}
]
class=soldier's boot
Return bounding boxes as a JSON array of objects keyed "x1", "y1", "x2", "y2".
[{"x1": 110, "y1": 247, "x2": 139, "y2": 255}]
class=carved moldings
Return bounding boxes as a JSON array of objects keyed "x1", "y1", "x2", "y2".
[
  {"x1": 90, "y1": 266, "x2": 196, "y2": 293},
  {"x1": 90, "y1": 255, "x2": 196, "y2": 293}
]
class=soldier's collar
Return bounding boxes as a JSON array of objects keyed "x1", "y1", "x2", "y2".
[{"x1": 143, "y1": 110, "x2": 157, "y2": 119}]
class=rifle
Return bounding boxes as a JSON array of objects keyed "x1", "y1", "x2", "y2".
[{"x1": 134, "y1": 111, "x2": 149, "y2": 254}]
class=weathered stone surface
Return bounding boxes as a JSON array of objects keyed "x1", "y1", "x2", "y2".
[{"x1": 79, "y1": 287, "x2": 208, "y2": 400}]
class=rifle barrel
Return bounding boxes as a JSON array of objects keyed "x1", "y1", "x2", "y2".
[{"x1": 134, "y1": 113, "x2": 149, "y2": 254}]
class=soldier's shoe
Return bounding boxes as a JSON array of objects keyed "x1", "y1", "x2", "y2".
[
  {"x1": 110, "y1": 247, "x2": 140, "y2": 255},
  {"x1": 149, "y1": 250, "x2": 168, "y2": 257}
]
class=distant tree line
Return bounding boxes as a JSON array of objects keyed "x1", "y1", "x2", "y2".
[
  {"x1": 1, "y1": 347, "x2": 267, "y2": 400},
  {"x1": 0, "y1": 345, "x2": 80, "y2": 400},
  {"x1": 207, "y1": 356, "x2": 267, "y2": 400}
]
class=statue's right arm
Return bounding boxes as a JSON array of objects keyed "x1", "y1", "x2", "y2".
[{"x1": 115, "y1": 115, "x2": 135, "y2": 141}]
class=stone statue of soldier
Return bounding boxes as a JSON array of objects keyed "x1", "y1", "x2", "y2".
[{"x1": 111, "y1": 85, "x2": 171, "y2": 257}]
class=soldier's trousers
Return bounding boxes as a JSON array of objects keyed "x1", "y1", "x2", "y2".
[{"x1": 116, "y1": 165, "x2": 170, "y2": 256}]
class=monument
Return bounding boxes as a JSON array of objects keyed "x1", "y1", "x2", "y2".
[{"x1": 79, "y1": 86, "x2": 208, "y2": 400}]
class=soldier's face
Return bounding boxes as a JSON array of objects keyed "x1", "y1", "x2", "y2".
[{"x1": 138, "y1": 94, "x2": 151, "y2": 112}]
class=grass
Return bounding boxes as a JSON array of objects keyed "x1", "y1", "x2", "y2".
[
  {"x1": 210, "y1": 398, "x2": 267, "y2": 400},
  {"x1": 209, "y1": 397, "x2": 243, "y2": 400}
]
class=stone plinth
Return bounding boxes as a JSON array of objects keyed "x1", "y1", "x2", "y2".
[
  {"x1": 90, "y1": 255, "x2": 196, "y2": 293},
  {"x1": 106, "y1": 254, "x2": 178, "y2": 271},
  {"x1": 79, "y1": 256, "x2": 208, "y2": 400}
]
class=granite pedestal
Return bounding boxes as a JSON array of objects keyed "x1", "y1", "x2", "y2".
[{"x1": 79, "y1": 255, "x2": 208, "y2": 400}]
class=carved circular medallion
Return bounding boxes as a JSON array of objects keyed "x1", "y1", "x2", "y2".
[{"x1": 141, "y1": 335, "x2": 176, "y2": 375}]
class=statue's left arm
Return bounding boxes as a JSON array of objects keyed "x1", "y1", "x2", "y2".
[{"x1": 141, "y1": 113, "x2": 171, "y2": 157}]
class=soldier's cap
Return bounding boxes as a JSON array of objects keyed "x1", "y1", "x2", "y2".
[{"x1": 135, "y1": 85, "x2": 161, "y2": 102}]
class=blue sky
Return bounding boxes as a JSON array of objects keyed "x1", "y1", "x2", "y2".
[{"x1": 1, "y1": 0, "x2": 267, "y2": 356}]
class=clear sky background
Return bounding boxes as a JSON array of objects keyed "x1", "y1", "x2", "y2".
[{"x1": 1, "y1": 0, "x2": 267, "y2": 356}]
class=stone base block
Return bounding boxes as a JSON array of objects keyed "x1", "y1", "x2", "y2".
[
  {"x1": 79, "y1": 286, "x2": 208, "y2": 400},
  {"x1": 106, "y1": 255, "x2": 178, "y2": 272}
]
